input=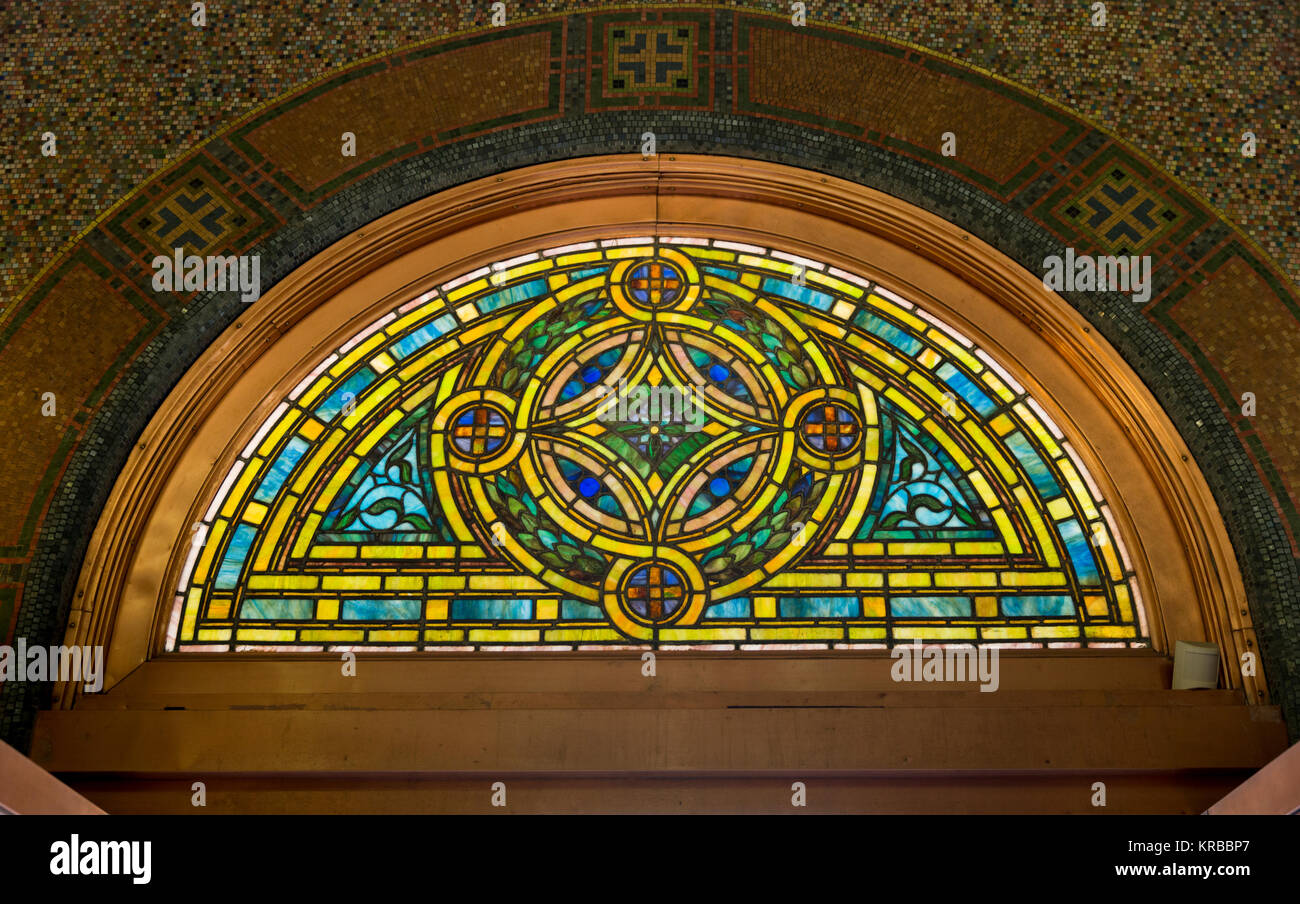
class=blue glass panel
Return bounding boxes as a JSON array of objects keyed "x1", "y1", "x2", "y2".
[
  {"x1": 935, "y1": 363, "x2": 998, "y2": 417},
  {"x1": 705, "y1": 597, "x2": 752, "y2": 618},
  {"x1": 890, "y1": 596, "x2": 973, "y2": 617},
  {"x1": 389, "y1": 313, "x2": 457, "y2": 360},
  {"x1": 778, "y1": 596, "x2": 859, "y2": 617},
  {"x1": 315, "y1": 366, "x2": 377, "y2": 421},
  {"x1": 1059, "y1": 519, "x2": 1102, "y2": 585},
  {"x1": 1001, "y1": 595, "x2": 1075, "y2": 617},
  {"x1": 324, "y1": 426, "x2": 439, "y2": 534},
  {"x1": 853, "y1": 309, "x2": 924, "y2": 356},
  {"x1": 341, "y1": 599, "x2": 421, "y2": 620},
  {"x1": 214, "y1": 524, "x2": 258, "y2": 591},
  {"x1": 702, "y1": 265, "x2": 739, "y2": 281},
  {"x1": 868, "y1": 403, "x2": 993, "y2": 536},
  {"x1": 1004, "y1": 430, "x2": 1062, "y2": 499},
  {"x1": 451, "y1": 598, "x2": 533, "y2": 620},
  {"x1": 253, "y1": 436, "x2": 311, "y2": 504},
  {"x1": 239, "y1": 598, "x2": 314, "y2": 620},
  {"x1": 477, "y1": 278, "x2": 548, "y2": 313},
  {"x1": 761, "y1": 277, "x2": 834, "y2": 311}
]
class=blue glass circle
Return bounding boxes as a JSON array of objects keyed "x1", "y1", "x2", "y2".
[
  {"x1": 580, "y1": 365, "x2": 602, "y2": 384},
  {"x1": 709, "y1": 477, "x2": 731, "y2": 496},
  {"x1": 708, "y1": 363, "x2": 730, "y2": 382},
  {"x1": 578, "y1": 477, "x2": 601, "y2": 498}
]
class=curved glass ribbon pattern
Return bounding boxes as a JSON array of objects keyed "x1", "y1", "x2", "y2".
[{"x1": 168, "y1": 239, "x2": 1148, "y2": 650}]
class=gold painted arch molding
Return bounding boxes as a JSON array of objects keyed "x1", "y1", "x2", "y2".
[{"x1": 65, "y1": 156, "x2": 1254, "y2": 699}]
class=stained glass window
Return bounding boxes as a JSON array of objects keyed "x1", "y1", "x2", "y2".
[{"x1": 167, "y1": 239, "x2": 1148, "y2": 651}]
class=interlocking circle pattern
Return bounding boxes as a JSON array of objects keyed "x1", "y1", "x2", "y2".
[{"x1": 443, "y1": 247, "x2": 877, "y2": 637}]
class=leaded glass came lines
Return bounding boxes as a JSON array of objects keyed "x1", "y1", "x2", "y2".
[{"x1": 167, "y1": 239, "x2": 1147, "y2": 651}]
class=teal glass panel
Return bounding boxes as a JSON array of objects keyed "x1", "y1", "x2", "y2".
[
  {"x1": 239, "y1": 598, "x2": 314, "y2": 620},
  {"x1": 761, "y1": 276, "x2": 834, "y2": 312},
  {"x1": 778, "y1": 596, "x2": 859, "y2": 617},
  {"x1": 389, "y1": 313, "x2": 457, "y2": 360},
  {"x1": 890, "y1": 596, "x2": 973, "y2": 617},
  {"x1": 214, "y1": 524, "x2": 258, "y2": 591},
  {"x1": 315, "y1": 366, "x2": 377, "y2": 421},
  {"x1": 561, "y1": 599, "x2": 604, "y2": 620},
  {"x1": 342, "y1": 599, "x2": 421, "y2": 620},
  {"x1": 451, "y1": 598, "x2": 534, "y2": 620},
  {"x1": 1004, "y1": 430, "x2": 1062, "y2": 499},
  {"x1": 253, "y1": 436, "x2": 311, "y2": 504},
  {"x1": 1001, "y1": 595, "x2": 1075, "y2": 617},
  {"x1": 705, "y1": 597, "x2": 752, "y2": 618}
]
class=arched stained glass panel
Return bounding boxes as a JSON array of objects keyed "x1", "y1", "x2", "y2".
[{"x1": 168, "y1": 239, "x2": 1148, "y2": 651}]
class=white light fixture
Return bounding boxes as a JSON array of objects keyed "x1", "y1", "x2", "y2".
[{"x1": 1172, "y1": 640, "x2": 1221, "y2": 690}]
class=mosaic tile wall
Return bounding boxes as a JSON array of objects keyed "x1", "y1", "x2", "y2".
[
  {"x1": 1, "y1": 2, "x2": 1298, "y2": 746},
  {"x1": 2, "y1": 0, "x2": 1295, "y2": 303}
]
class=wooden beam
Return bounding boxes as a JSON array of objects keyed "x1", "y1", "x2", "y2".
[
  {"x1": 63, "y1": 772, "x2": 1253, "y2": 815},
  {"x1": 74, "y1": 650, "x2": 1179, "y2": 708},
  {"x1": 32, "y1": 699, "x2": 1285, "y2": 775}
]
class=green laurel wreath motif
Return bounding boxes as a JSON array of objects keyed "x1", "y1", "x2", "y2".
[
  {"x1": 700, "y1": 464, "x2": 831, "y2": 582},
  {"x1": 484, "y1": 468, "x2": 608, "y2": 579},
  {"x1": 699, "y1": 293, "x2": 818, "y2": 391},
  {"x1": 495, "y1": 289, "x2": 606, "y2": 392}
]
